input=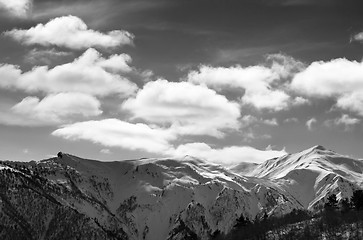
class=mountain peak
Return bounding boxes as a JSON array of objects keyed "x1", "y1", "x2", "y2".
[{"x1": 310, "y1": 145, "x2": 326, "y2": 151}]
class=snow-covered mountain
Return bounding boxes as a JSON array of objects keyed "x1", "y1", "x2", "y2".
[
  {"x1": 246, "y1": 145, "x2": 363, "y2": 210},
  {"x1": 0, "y1": 145, "x2": 362, "y2": 240}
]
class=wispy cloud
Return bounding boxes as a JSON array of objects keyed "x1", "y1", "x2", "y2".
[
  {"x1": 52, "y1": 119, "x2": 177, "y2": 154},
  {"x1": 284, "y1": 117, "x2": 299, "y2": 123},
  {"x1": 306, "y1": 118, "x2": 317, "y2": 131},
  {"x1": 24, "y1": 48, "x2": 73, "y2": 65},
  {"x1": 52, "y1": 118, "x2": 286, "y2": 164},
  {"x1": 31, "y1": 0, "x2": 166, "y2": 28},
  {"x1": 100, "y1": 149, "x2": 112, "y2": 155},
  {"x1": 264, "y1": 0, "x2": 337, "y2": 6},
  {"x1": 352, "y1": 31, "x2": 363, "y2": 43},
  {"x1": 173, "y1": 142, "x2": 286, "y2": 164},
  {"x1": 324, "y1": 114, "x2": 361, "y2": 131}
]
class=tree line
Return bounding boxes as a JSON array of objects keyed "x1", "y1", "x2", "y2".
[{"x1": 213, "y1": 189, "x2": 363, "y2": 240}]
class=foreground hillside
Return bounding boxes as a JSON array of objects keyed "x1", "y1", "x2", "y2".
[{"x1": 0, "y1": 145, "x2": 362, "y2": 239}]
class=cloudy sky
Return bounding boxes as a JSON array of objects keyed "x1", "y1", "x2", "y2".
[{"x1": 1, "y1": 0, "x2": 363, "y2": 164}]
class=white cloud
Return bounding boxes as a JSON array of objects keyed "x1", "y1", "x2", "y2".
[
  {"x1": 266, "y1": 53, "x2": 305, "y2": 79},
  {"x1": 14, "y1": 92, "x2": 102, "y2": 121},
  {"x1": 352, "y1": 32, "x2": 363, "y2": 42},
  {"x1": 292, "y1": 96, "x2": 310, "y2": 106},
  {"x1": 284, "y1": 117, "x2": 299, "y2": 123},
  {"x1": 240, "y1": 115, "x2": 259, "y2": 127},
  {"x1": 336, "y1": 92, "x2": 363, "y2": 116},
  {"x1": 122, "y1": 79, "x2": 241, "y2": 138},
  {"x1": 100, "y1": 149, "x2": 112, "y2": 154},
  {"x1": 242, "y1": 132, "x2": 272, "y2": 142},
  {"x1": 0, "y1": 111, "x2": 52, "y2": 126},
  {"x1": 0, "y1": 93, "x2": 102, "y2": 126},
  {"x1": 325, "y1": 114, "x2": 361, "y2": 130},
  {"x1": 24, "y1": 48, "x2": 72, "y2": 65},
  {"x1": 243, "y1": 90, "x2": 290, "y2": 110},
  {"x1": 51, "y1": 117, "x2": 285, "y2": 163},
  {"x1": 97, "y1": 53, "x2": 133, "y2": 73},
  {"x1": 52, "y1": 119, "x2": 176, "y2": 153},
  {"x1": 291, "y1": 58, "x2": 363, "y2": 116},
  {"x1": 4, "y1": 15, "x2": 133, "y2": 50},
  {"x1": 306, "y1": 118, "x2": 317, "y2": 131},
  {"x1": 291, "y1": 58, "x2": 363, "y2": 96},
  {"x1": 172, "y1": 142, "x2": 286, "y2": 164},
  {"x1": 240, "y1": 115, "x2": 278, "y2": 127},
  {"x1": 335, "y1": 114, "x2": 360, "y2": 125},
  {"x1": 0, "y1": 48, "x2": 137, "y2": 96},
  {"x1": 0, "y1": 64, "x2": 22, "y2": 85},
  {"x1": 187, "y1": 65, "x2": 291, "y2": 111},
  {"x1": 263, "y1": 118, "x2": 278, "y2": 126},
  {"x1": 187, "y1": 65, "x2": 276, "y2": 91},
  {"x1": 0, "y1": 0, "x2": 32, "y2": 18}
]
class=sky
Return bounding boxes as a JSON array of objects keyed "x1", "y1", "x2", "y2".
[{"x1": 1, "y1": 0, "x2": 363, "y2": 164}]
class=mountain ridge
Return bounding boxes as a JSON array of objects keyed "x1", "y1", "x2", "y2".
[{"x1": 0, "y1": 145, "x2": 362, "y2": 239}]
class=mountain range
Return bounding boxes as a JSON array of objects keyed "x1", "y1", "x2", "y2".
[{"x1": 1, "y1": 145, "x2": 362, "y2": 240}]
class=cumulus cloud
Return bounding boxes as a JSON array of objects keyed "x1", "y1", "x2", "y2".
[
  {"x1": 291, "y1": 58, "x2": 363, "y2": 96},
  {"x1": 0, "y1": 48, "x2": 137, "y2": 96},
  {"x1": 14, "y1": 92, "x2": 101, "y2": 120},
  {"x1": 96, "y1": 53, "x2": 133, "y2": 73},
  {"x1": 0, "y1": 0, "x2": 32, "y2": 18},
  {"x1": 187, "y1": 65, "x2": 292, "y2": 111},
  {"x1": 291, "y1": 58, "x2": 363, "y2": 116},
  {"x1": 52, "y1": 119, "x2": 176, "y2": 153},
  {"x1": 187, "y1": 65, "x2": 276, "y2": 90},
  {"x1": 172, "y1": 142, "x2": 287, "y2": 164},
  {"x1": 336, "y1": 92, "x2": 363, "y2": 116},
  {"x1": 122, "y1": 79, "x2": 241, "y2": 138},
  {"x1": 266, "y1": 53, "x2": 305, "y2": 79},
  {"x1": 243, "y1": 90, "x2": 290, "y2": 110},
  {"x1": 306, "y1": 118, "x2": 317, "y2": 131},
  {"x1": 0, "y1": 93, "x2": 102, "y2": 126},
  {"x1": 4, "y1": 15, "x2": 133, "y2": 50}
]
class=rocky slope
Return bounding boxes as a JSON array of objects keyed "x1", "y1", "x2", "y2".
[{"x1": 0, "y1": 145, "x2": 362, "y2": 239}]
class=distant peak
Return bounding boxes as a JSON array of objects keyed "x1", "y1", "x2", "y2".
[
  {"x1": 297, "y1": 145, "x2": 328, "y2": 156},
  {"x1": 312, "y1": 145, "x2": 326, "y2": 151}
]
